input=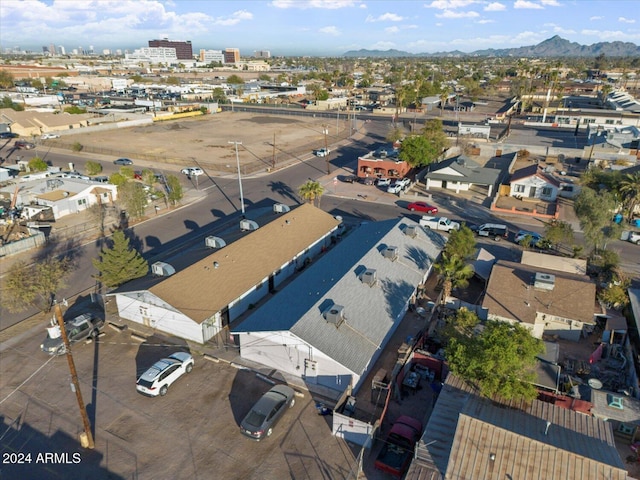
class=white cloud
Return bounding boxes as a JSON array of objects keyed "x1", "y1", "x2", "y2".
[
  {"x1": 426, "y1": 0, "x2": 480, "y2": 9},
  {"x1": 213, "y1": 10, "x2": 253, "y2": 26},
  {"x1": 514, "y1": 0, "x2": 544, "y2": 9},
  {"x1": 385, "y1": 26, "x2": 399, "y2": 34},
  {"x1": 540, "y1": 0, "x2": 561, "y2": 5},
  {"x1": 484, "y1": 2, "x2": 506, "y2": 11},
  {"x1": 270, "y1": 0, "x2": 362, "y2": 9},
  {"x1": 590, "y1": 16, "x2": 603, "y2": 21},
  {"x1": 477, "y1": 19, "x2": 496, "y2": 24},
  {"x1": 319, "y1": 25, "x2": 341, "y2": 35},
  {"x1": 436, "y1": 9, "x2": 480, "y2": 18},
  {"x1": 543, "y1": 23, "x2": 576, "y2": 35},
  {"x1": 365, "y1": 12, "x2": 404, "y2": 22},
  {"x1": 581, "y1": 28, "x2": 640, "y2": 41},
  {"x1": 619, "y1": 17, "x2": 636, "y2": 24}
]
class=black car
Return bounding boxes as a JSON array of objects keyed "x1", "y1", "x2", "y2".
[
  {"x1": 342, "y1": 175, "x2": 358, "y2": 183},
  {"x1": 0, "y1": 132, "x2": 19, "y2": 139},
  {"x1": 240, "y1": 385, "x2": 296, "y2": 440},
  {"x1": 114, "y1": 158, "x2": 133, "y2": 165}
]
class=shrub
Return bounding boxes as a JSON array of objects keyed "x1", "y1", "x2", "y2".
[{"x1": 71, "y1": 142, "x2": 83, "y2": 152}]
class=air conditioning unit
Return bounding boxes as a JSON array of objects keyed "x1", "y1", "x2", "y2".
[
  {"x1": 205, "y1": 236, "x2": 226, "y2": 249},
  {"x1": 382, "y1": 246, "x2": 398, "y2": 261},
  {"x1": 361, "y1": 269, "x2": 377, "y2": 287},
  {"x1": 273, "y1": 203, "x2": 291, "y2": 213},
  {"x1": 534, "y1": 272, "x2": 555, "y2": 291},
  {"x1": 323, "y1": 304, "x2": 345, "y2": 327},
  {"x1": 404, "y1": 225, "x2": 418, "y2": 238}
]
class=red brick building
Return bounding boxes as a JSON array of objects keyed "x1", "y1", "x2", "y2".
[
  {"x1": 356, "y1": 147, "x2": 410, "y2": 179},
  {"x1": 148, "y1": 38, "x2": 193, "y2": 60}
]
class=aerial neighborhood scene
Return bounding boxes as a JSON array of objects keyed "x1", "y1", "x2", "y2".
[{"x1": 3, "y1": 0, "x2": 640, "y2": 479}]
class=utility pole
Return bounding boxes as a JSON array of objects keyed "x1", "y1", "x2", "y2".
[
  {"x1": 272, "y1": 132, "x2": 276, "y2": 170},
  {"x1": 228, "y1": 141, "x2": 245, "y2": 216},
  {"x1": 54, "y1": 303, "x2": 95, "y2": 449},
  {"x1": 322, "y1": 125, "x2": 331, "y2": 175}
]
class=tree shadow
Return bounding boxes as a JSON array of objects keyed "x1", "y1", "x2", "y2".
[
  {"x1": 145, "y1": 235, "x2": 162, "y2": 249},
  {"x1": 184, "y1": 219, "x2": 199, "y2": 231},
  {"x1": 267, "y1": 180, "x2": 301, "y2": 205},
  {"x1": 123, "y1": 228, "x2": 144, "y2": 254}
]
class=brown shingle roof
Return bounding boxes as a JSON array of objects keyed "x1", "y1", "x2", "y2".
[
  {"x1": 482, "y1": 260, "x2": 596, "y2": 325},
  {"x1": 150, "y1": 204, "x2": 340, "y2": 323}
]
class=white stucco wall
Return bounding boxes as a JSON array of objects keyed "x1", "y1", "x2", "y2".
[
  {"x1": 115, "y1": 292, "x2": 207, "y2": 343},
  {"x1": 238, "y1": 331, "x2": 357, "y2": 393},
  {"x1": 510, "y1": 176, "x2": 558, "y2": 201}
]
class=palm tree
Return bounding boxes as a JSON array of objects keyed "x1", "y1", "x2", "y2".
[
  {"x1": 439, "y1": 87, "x2": 450, "y2": 116},
  {"x1": 298, "y1": 180, "x2": 324, "y2": 207},
  {"x1": 434, "y1": 253, "x2": 474, "y2": 303},
  {"x1": 619, "y1": 172, "x2": 640, "y2": 222}
]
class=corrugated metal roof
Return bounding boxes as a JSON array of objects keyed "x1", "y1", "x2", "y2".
[
  {"x1": 233, "y1": 218, "x2": 445, "y2": 376},
  {"x1": 410, "y1": 375, "x2": 627, "y2": 480},
  {"x1": 149, "y1": 203, "x2": 340, "y2": 323}
]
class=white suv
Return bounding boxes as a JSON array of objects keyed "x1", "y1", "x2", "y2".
[
  {"x1": 181, "y1": 167, "x2": 204, "y2": 177},
  {"x1": 136, "y1": 352, "x2": 194, "y2": 397}
]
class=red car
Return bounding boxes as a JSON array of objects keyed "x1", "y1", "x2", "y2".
[{"x1": 407, "y1": 202, "x2": 438, "y2": 214}]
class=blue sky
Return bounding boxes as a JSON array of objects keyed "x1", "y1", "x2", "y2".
[{"x1": 1, "y1": 0, "x2": 639, "y2": 56}]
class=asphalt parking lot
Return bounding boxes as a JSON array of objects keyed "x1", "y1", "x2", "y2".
[{"x1": 0, "y1": 313, "x2": 358, "y2": 480}]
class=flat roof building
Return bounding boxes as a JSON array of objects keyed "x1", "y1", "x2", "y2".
[{"x1": 148, "y1": 38, "x2": 192, "y2": 60}]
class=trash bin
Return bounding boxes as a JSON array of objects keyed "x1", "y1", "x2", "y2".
[{"x1": 613, "y1": 213, "x2": 623, "y2": 224}]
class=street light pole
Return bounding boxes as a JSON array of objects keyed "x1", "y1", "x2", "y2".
[
  {"x1": 322, "y1": 126, "x2": 330, "y2": 175},
  {"x1": 228, "y1": 141, "x2": 245, "y2": 216}
]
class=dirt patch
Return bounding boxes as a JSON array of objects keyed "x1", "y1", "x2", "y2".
[{"x1": 68, "y1": 112, "x2": 347, "y2": 174}]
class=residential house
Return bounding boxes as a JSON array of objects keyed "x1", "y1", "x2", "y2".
[
  {"x1": 232, "y1": 218, "x2": 445, "y2": 394},
  {"x1": 111, "y1": 204, "x2": 341, "y2": 344},
  {"x1": 0, "y1": 108, "x2": 93, "y2": 137},
  {"x1": 482, "y1": 260, "x2": 597, "y2": 341},
  {"x1": 407, "y1": 375, "x2": 627, "y2": 480},
  {"x1": 509, "y1": 164, "x2": 560, "y2": 201},
  {"x1": 424, "y1": 155, "x2": 502, "y2": 197},
  {"x1": 0, "y1": 176, "x2": 117, "y2": 219}
]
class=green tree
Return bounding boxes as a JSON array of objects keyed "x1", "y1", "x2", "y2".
[
  {"x1": 421, "y1": 119, "x2": 449, "y2": 157},
  {"x1": 166, "y1": 175, "x2": 183, "y2": 205},
  {"x1": 386, "y1": 126, "x2": 405, "y2": 144},
  {"x1": 446, "y1": 320, "x2": 544, "y2": 401},
  {"x1": 316, "y1": 90, "x2": 330, "y2": 101},
  {"x1": 109, "y1": 172, "x2": 128, "y2": 186},
  {"x1": 71, "y1": 142, "x2": 83, "y2": 152},
  {"x1": 398, "y1": 135, "x2": 439, "y2": 168},
  {"x1": 141, "y1": 169, "x2": 157, "y2": 186},
  {"x1": 27, "y1": 157, "x2": 48, "y2": 172},
  {"x1": 619, "y1": 172, "x2": 640, "y2": 222},
  {"x1": 442, "y1": 307, "x2": 480, "y2": 340},
  {"x1": 598, "y1": 276, "x2": 631, "y2": 310},
  {"x1": 118, "y1": 181, "x2": 147, "y2": 218},
  {"x1": 227, "y1": 74, "x2": 244, "y2": 85},
  {"x1": 434, "y1": 252, "x2": 474, "y2": 302},
  {"x1": 3, "y1": 257, "x2": 71, "y2": 313},
  {"x1": 92, "y1": 230, "x2": 148, "y2": 288},
  {"x1": 64, "y1": 105, "x2": 87, "y2": 114},
  {"x1": 0, "y1": 69, "x2": 14, "y2": 89},
  {"x1": 85, "y1": 160, "x2": 103, "y2": 176},
  {"x1": 443, "y1": 225, "x2": 476, "y2": 260},
  {"x1": 574, "y1": 187, "x2": 619, "y2": 251},
  {"x1": 298, "y1": 180, "x2": 324, "y2": 207},
  {"x1": 543, "y1": 219, "x2": 574, "y2": 251}
]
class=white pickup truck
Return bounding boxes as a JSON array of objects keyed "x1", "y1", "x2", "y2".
[{"x1": 419, "y1": 216, "x2": 460, "y2": 232}]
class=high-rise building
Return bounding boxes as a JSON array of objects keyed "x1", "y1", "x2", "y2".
[
  {"x1": 224, "y1": 48, "x2": 240, "y2": 64},
  {"x1": 49, "y1": 43, "x2": 56, "y2": 55},
  {"x1": 199, "y1": 49, "x2": 225, "y2": 64},
  {"x1": 148, "y1": 37, "x2": 193, "y2": 60},
  {"x1": 254, "y1": 50, "x2": 271, "y2": 59},
  {"x1": 59, "y1": 45, "x2": 66, "y2": 55}
]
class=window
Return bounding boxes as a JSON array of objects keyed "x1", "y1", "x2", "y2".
[
  {"x1": 542, "y1": 187, "x2": 553, "y2": 197},
  {"x1": 514, "y1": 184, "x2": 525, "y2": 193},
  {"x1": 77, "y1": 198, "x2": 87, "y2": 206},
  {"x1": 605, "y1": 119, "x2": 614, "y2": 125}
]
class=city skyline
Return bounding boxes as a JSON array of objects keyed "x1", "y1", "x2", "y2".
[{"x1": 1, "y1": 0, "x2": 639, "y2": 56}]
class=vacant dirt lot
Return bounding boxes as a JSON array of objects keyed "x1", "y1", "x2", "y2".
[{"x1": 67, "y1": 111, "x2": 347, "y2": 175}]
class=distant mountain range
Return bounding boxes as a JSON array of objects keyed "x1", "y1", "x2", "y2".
[{"x1": 343, "y1": 35, "x2": 640, "y2": 58}]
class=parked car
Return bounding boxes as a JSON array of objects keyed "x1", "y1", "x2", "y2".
[
  {"x1": 41, "y1": 133, "x2": 60, "y2": 139},
  {"x1": 114, "y1": 158, "x2": 133, "y2": 165},
  {"x1": 136, "y1": 351, "x2": 194, "y2": 397},
  {"x1": 360, "y1": 177, "x2": 375, "y2": 186},
  {"x1": 470, "y1": 223, "x2": 509, "y2": 241},
  {"x1": 514, "y1": 230, "x2": 544, "y2": 247},
  {"x1": 342, "y1": 174, "x2": 358, "y2": 183},
  {"x1": 15, "y1": 140, "x2": 35, "y2": 149},
  {"x1": 133, "y1": 170, "x2": 143, "y2": 180},
  {"x1": 0, "y1": 132, "x2": 19, "y2": 139},
  {"x1": 181, "y1": 167, "x2": 204, "y2": 177},
  {"x1": 625, "y1": 231, "x2": 640, "y2": 245},
  {"x1": 376, "y1": 177, "x2": 391, "y2": 187},
  {"x1": 40, "y1": 313, "x2": 104, "y2": 355},
  {"x1": 313, "y1": 148, "x2": 330, "y2": 157},
  {"x1": 240, "y1": 384, "x2": 296, "y2": 440},
  {"x1": 407, "y1": 202, "x2": 438, "y2": 214}
]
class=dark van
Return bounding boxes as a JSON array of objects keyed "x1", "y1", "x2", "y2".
[{"x1": 471, "y1": 223, "x2": 508, "y2": 241}]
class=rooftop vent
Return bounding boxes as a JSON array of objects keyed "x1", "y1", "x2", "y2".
[
  {"x1": 404, "y1": 225, "x2": 418, "y2": 238},
  {"x1": 534, "y1": 272, "x2": 555, "y2": 291},
  {"x1": 323, "y1": 305, "x2": 345, "y2": 327},
  {"x1": 607, "y1": 394, "x2": 624, "y2": 410},
  {"x1": 361, "y1": 269, "x2": 377, "y2": 287},
  {"x1": 382, "y1": 246, "x2": 398, "y2": 261}
]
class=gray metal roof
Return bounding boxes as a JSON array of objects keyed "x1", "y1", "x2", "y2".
[
  {"x1": 410, "y1": 375, "x2": 627, "y2": 480},
  {"x1": 426, "y1": 155, "x2": 501, "y2": 186},
  {"x1": 233, "y1": 218, "x2": 445, "y2": 375}
]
